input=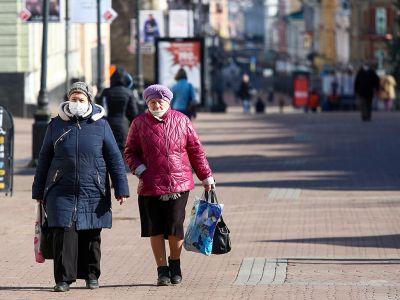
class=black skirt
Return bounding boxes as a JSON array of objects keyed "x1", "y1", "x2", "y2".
[{"x1": 138, "y1": 192, "x2": 189, "y2": 240}]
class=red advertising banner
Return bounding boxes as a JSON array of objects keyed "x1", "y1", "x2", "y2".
[
  {"x1": 156, "y1": 38, "x2": 204, "y2": 105},
  {"x1": 293, "y1": 75, "x2": 309, "y2": 107}
]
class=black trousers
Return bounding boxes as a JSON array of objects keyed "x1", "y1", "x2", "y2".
[
  {"x1": 360, "y1": 96, "x2": 373, "y2": 121},
  {"x1": 52, "y1": 224, "x2": 101, "y2": 284}
]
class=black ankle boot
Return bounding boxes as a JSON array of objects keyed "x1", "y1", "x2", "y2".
[
  {"x1": 157, "y1": 266, "x2": 171, "y2": 286},
  {"x1": 168, "y1": 257, "x2": 182, "y2": 284}
]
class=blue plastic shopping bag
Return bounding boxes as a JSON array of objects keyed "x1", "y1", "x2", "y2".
[{"x1": 183, "y1": 194, "x2": 223, "y2": 256}]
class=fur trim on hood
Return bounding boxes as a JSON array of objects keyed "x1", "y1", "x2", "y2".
[{"x1": 58, "y1": 102, "x2": 105, "y2": 122}]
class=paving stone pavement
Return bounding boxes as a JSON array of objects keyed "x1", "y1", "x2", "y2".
[{"x1": 0, "y1": 107, "x2": 399, "y2": 300}]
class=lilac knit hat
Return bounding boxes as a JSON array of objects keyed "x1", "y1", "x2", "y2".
[{"x1": 143, "y1": 84, "x2": 173, "y2": 104}]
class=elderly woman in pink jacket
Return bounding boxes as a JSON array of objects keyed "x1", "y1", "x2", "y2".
[{"x1": 124, "y1": 84, "x2": 215, "y2": 286}]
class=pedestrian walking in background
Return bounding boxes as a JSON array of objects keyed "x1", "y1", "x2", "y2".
[
  {"x1": 308, "y1": 89, "x2": 320, "y2": 112},
  {"x1": 339, "y1": 68, "x2": 356, "y2": 110},
  {"x1": 255, "y1": 97, "x2": 265, "y2": 113},
  {"x1": 171, "y1": 68, "x2": 197, "y2": 119},
  {"x1": 328, "y1": 71, "x2": 340, "y2": 110},
  {"x1": 238, "y1": 73, "x2": 252, "y2": 113},
  {"x1": 100, "y1": 67, "x2": 139, "y2": 163},
  {"x1": 379, "y1": 73, "x2": 397, "y2": 111},
  {"x1": 124, "y1": 84, "x2": 215, "y2": 286},
  {"x1": 32, "y1": 82, "x2": 129, "y2": 292},
  {"x1": 354, "y1": 64, "x2": 380, "y2": 121}
]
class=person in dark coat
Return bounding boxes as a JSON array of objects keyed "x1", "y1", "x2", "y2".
[
  {"x1": 100, "y1": 67, "x2": 139, "y2": 157},
  {"x1": 32, "y1": 82, "x2": 129, "y2": 292},
  {"x1": 238, "y1": 73, "x2": 252, "y2": 113},
  {"x1": 354, "y1": 65, "x2": 380, "y2": 121}
]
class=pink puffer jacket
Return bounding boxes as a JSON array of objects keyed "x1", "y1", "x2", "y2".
[{"x1": 125, "y1": 109, "x2": 213, "y2": 196}]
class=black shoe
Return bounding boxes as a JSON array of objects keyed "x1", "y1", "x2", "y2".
[
  {"x1": 168, "y1": 257, "x2": 182, "y2": 284},
  {"x1": 157, "y1": 266, "x2": 171, "y2": 286},
  {"x1": 85, "y1": 279, "x2": 99, "y2": 289},
  {"x1": 54, "y1": 282, "x2": 70, "y2": 292}
]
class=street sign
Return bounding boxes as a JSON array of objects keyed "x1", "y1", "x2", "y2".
[
  {"x1": 71, "y1": 0, "x2": 113, "y2": 23},
  {"x1": 20, "y1": 0, "x2": 61, "y2": 22},
  {"x1": 103, "y1": 8, "x2": 118, "y2": 23},
  {"x1": 19, "y1": 9, "x2": 32, "y2": 22},
  {"x1": 0, "y1": 106, "x2": 14, "y2": 196}
]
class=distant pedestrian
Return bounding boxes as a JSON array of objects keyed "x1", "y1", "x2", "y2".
[
  {"x1": 171, "y1": 68, "x2": 197, "y2": 119},
  {"x1": 124, "y1": 84, "x2": 215, "y2": 286},
  {"x1": 339, "y1": 68, "x2": 356, "y2": 110},
  {"x1": 354, "y1": 65, "x2": 380, "y2": 121},
  {"x1": 308, "y1": 89, "x2": 319, "y2": 112},
  {"x1": 268, "y1": 88, "x2": 274, "y2": 103},
  {"x1": 278, "y1": 96, "x2": 285, "y2": 113},
  {"x1": 32, "y1": 82, "x2": 129, "y2": 292},
  {"x1": 328, "y1": 71, "x2": 339, "y2": 110},
  {"x1": 100, "y1": 67, "x2": 139, "y2": 159},
  {"x1": 238, "y1": 73, "x2": 252, "y2": 113},
  {"x1": 379, "y1": 73, "x2": 396, "y2": 111},
  {"x1": 255, "y1": 97, "x2": 265, "y2": 113}
]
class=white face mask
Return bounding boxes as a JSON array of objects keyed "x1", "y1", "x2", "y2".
[
  {"x1": 69, "y1": 101, "x2": 89, "y2": 116},
  {"x1": 149, "y1": 107, "x2": 169, "y2": 118}
]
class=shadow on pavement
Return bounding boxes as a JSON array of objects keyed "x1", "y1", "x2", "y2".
[
  {"x1": 205, "y1": 111, "x2": 400, "y2": 191},
  {"x1": 0, "y1": 283, "x2": 156, "y2": 291},
  {"x1": 215, "y1": 179, "x2": 398, "y2": 190},
  {"x1": 258, "y1": 234, "x2": 400, "y2": 249}
]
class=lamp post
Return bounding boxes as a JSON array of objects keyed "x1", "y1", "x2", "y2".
[
  {"x1": 65, "y1": 0, "x2": 70, "y2": 93},
  {"x1": 96, "y1": 0, "x2": 104, "y2": 96},
  {"x1": 135, "y1": 0, "x2": 144, "y2": 95},
  {"x1": 31, "y1": 0, "x2": 50, "y2": 166}
]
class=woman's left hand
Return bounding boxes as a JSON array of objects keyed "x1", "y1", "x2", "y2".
[{"x1": 117, "y1": 196, "x2": 127, "y2": 205}]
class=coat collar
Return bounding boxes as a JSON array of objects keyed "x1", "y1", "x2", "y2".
[{"x1": 58, "y1": 102, "x2": 105, "y2": 122}]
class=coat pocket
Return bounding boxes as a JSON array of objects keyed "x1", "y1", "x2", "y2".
[
  {"x1": 43, "y1": 169, "x2": 63, "y2": 201},
  {"x1": 93, "y1": 171, "x2": 106, "y2": 197}
]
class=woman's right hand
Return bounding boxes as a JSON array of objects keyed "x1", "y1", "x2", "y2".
[{"x1": 36, "y1": 199, "x2": 43, "y2": 204}]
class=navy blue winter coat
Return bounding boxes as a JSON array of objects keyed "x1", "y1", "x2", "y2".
[{"x1": 32, "y1": 102, "x2": 129, "y2": 230}]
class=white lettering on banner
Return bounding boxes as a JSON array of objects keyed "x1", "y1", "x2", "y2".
[
  {"x1": 0, "y1": 153, "x2": 4, "y2": 158},
  {"x1": 295, "y1": 91, "x2": 308, "y2": 98},
  {"x1": 0, "y1": 145, "x2": 3, "y2": 151}
]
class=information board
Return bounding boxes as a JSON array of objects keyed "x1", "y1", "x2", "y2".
[{"x1": 0, "y1": 106, "x2": 14, "y2": 196}]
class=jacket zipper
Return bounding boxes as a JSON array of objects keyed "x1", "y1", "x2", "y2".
[
  {"x1": 72, "y1": 119, "x2": 81, "y2": 226},
  {"x1": 54, "y1": 129, "x2": 71, "y2": 149},
  {"x1": 163, "y1": 122, "x2": 172, "y2": 192},
  {"x1": 52, "y1": 170, "x2": 59, "y2": 182}
]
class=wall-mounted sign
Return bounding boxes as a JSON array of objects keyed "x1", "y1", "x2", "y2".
[
  {"x1": 22, "y1": 0, "x2": 61, "y2": 22},
  {"x1": 0, "y1": 106, "x2": 14, "y2": 196}
]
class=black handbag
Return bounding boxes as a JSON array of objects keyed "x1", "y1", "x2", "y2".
[
  {"x1": 206, "y1": 190, "x2": 232, "y2": 255},
  {"x1": 212, "y1": 215, "x2": 231, "y2": 254},
  {"x1": 40, "y1": 205, "x2": 54, "y2": 259}
]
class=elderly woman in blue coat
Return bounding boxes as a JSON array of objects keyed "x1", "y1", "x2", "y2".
[{"x1": 32, "y1": 82, "x2": 129, "y2": 292}]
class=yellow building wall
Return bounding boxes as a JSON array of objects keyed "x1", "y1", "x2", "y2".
[{"x1": 317, "y1": 0, "x2": 338, "y2": 68}]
